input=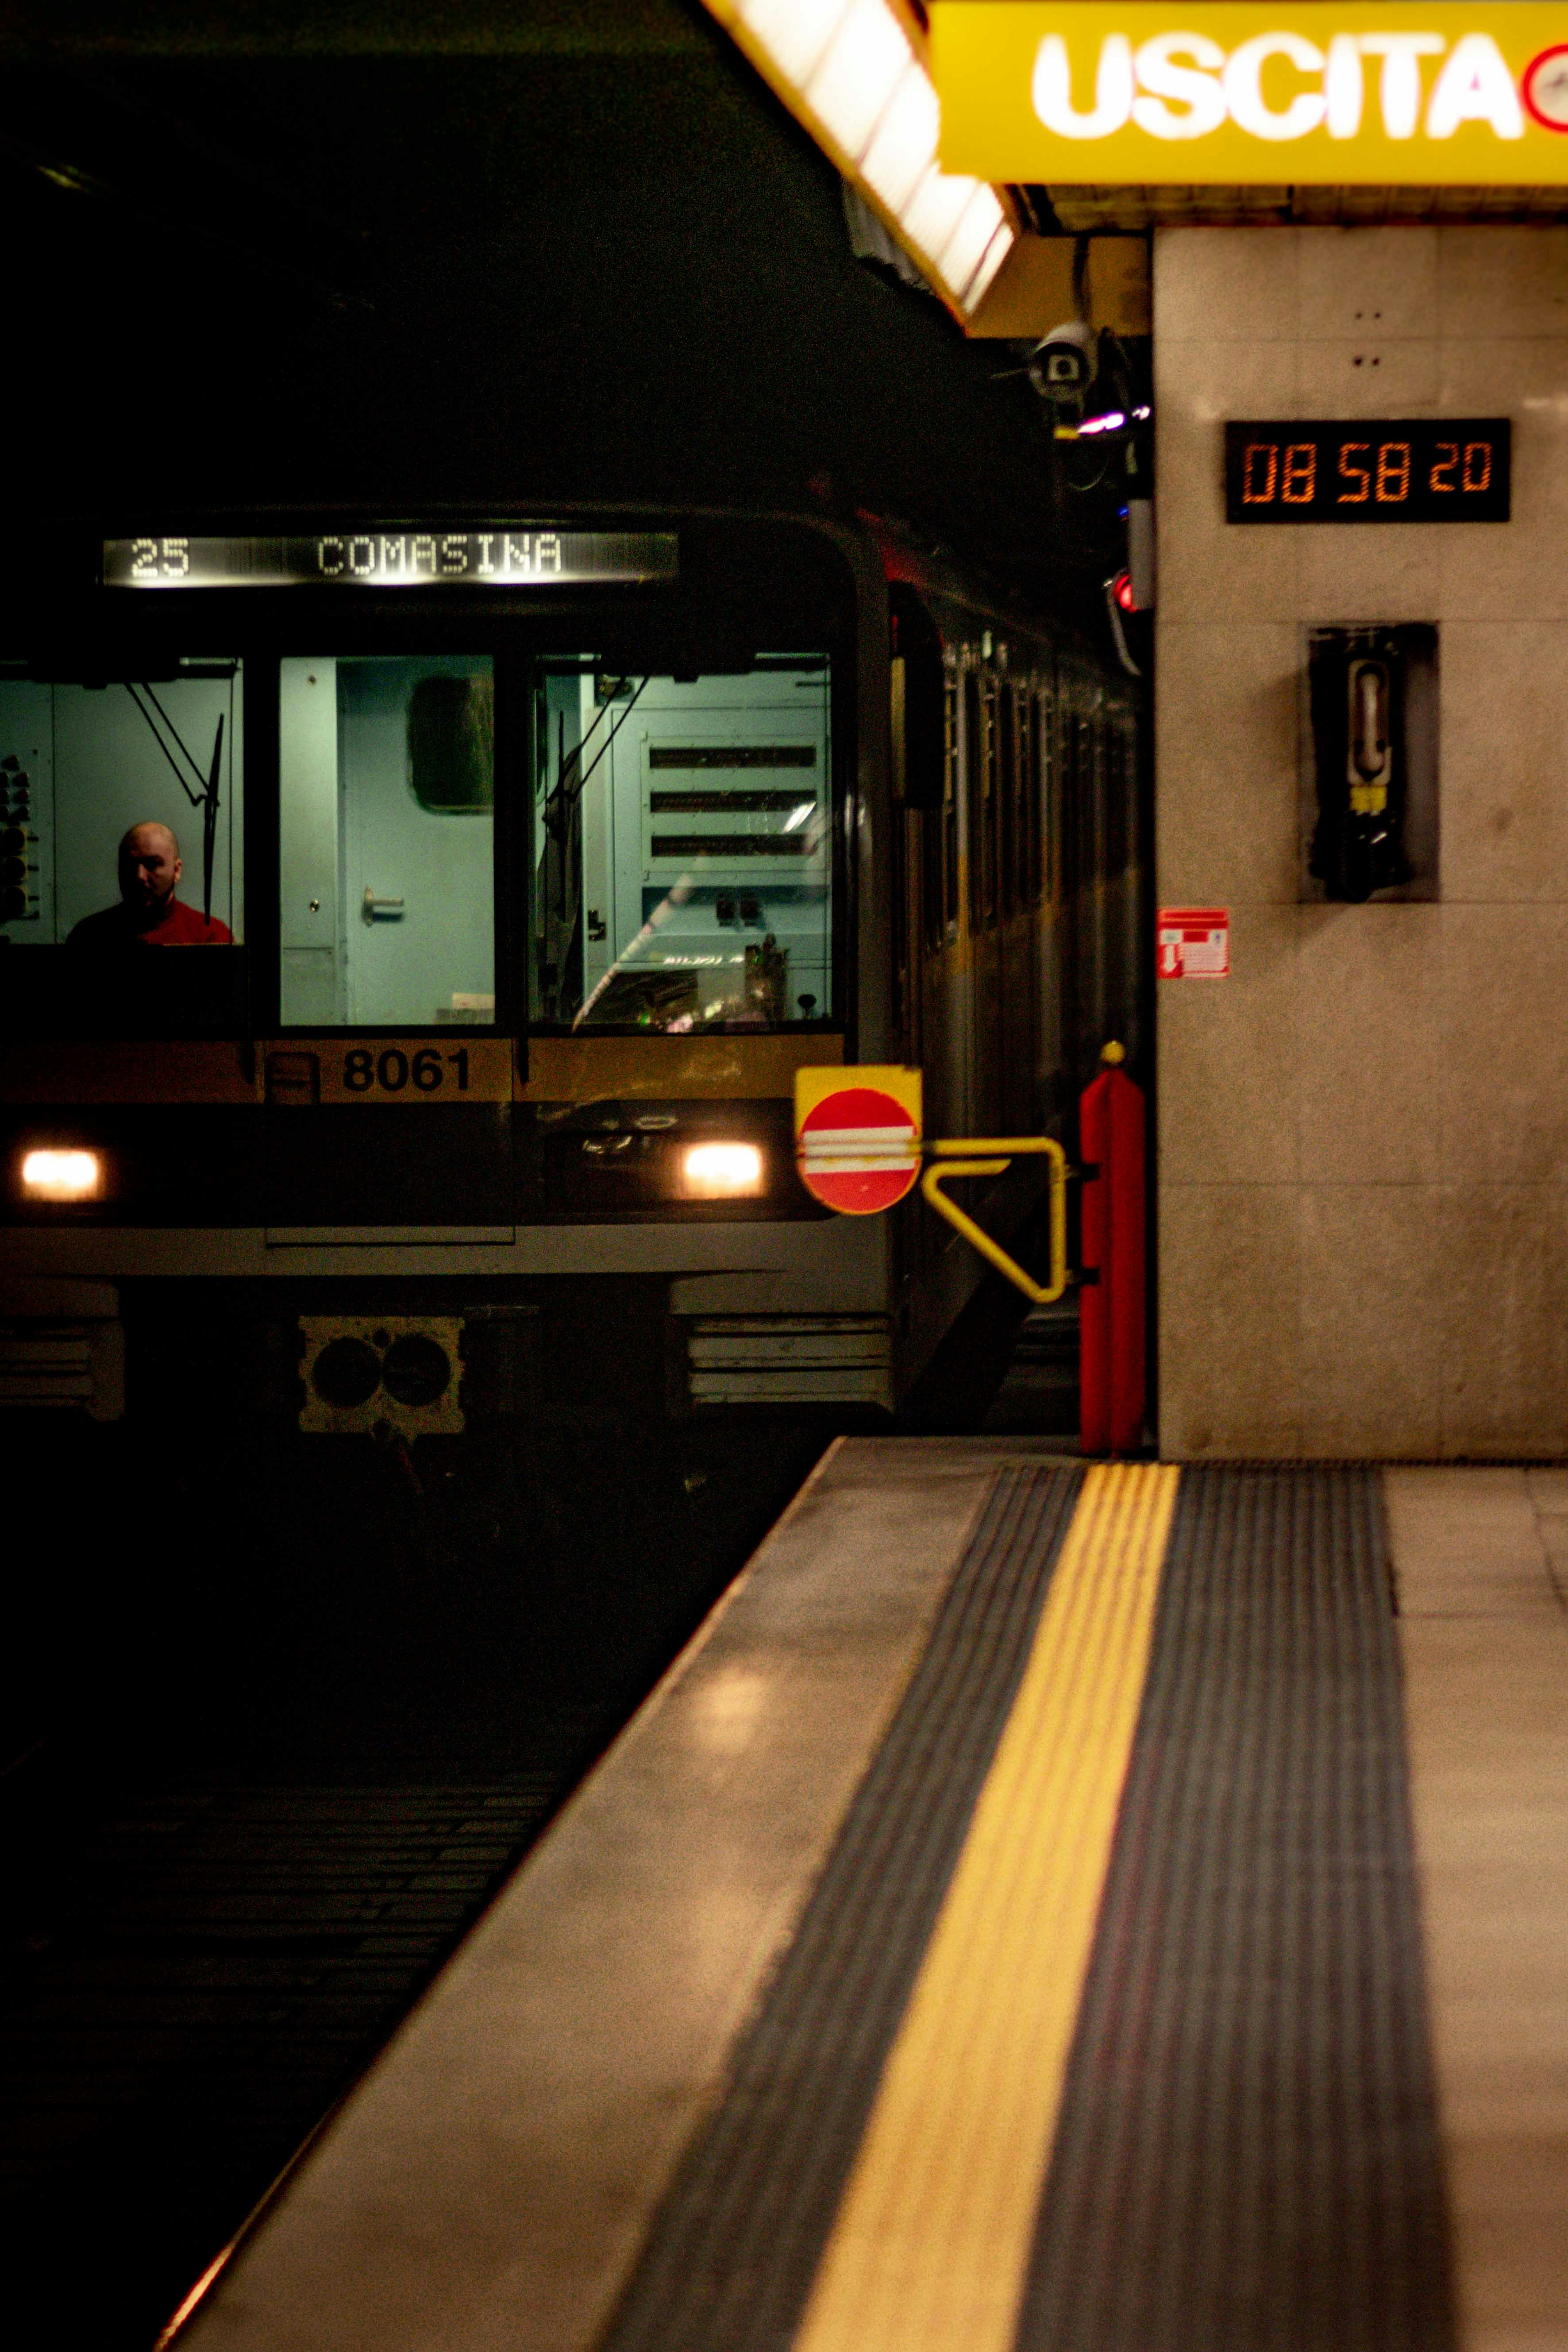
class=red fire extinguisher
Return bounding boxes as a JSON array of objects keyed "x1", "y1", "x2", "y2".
[{"x1": 1079, "y1": 1042, "x2": 1145, "y2": 1455}]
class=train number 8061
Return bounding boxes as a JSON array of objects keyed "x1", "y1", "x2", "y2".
[{"x1": 343, "y1": 1046, "x2": 470, "y2": 1094}]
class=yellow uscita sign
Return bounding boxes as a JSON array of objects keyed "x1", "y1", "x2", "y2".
[{"x1": 929, "y1": 4, "x2": 1568, "y2": 181}]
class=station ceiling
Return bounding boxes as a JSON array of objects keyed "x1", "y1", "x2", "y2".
[
  {"x1": 8, "y1": 3, "x2": 1566, "y2": 228},
  {"x1": 0, "y1": 0, "x2": 1111, "y2": 613}
]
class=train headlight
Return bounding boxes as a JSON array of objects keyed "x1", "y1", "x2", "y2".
[
  {"x1": 21, "y1": 1148, "x2": 103, "y2": 1201},
  {"x1": 682, "y1": 1142, "x2": 764, "y2": 1199}
]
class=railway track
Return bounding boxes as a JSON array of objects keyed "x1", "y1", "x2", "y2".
[{"x1": 2, "y1": 1757, "x2": 593, "y2": 2346}]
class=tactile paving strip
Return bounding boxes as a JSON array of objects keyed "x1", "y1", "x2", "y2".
[
  {"x1": 597, "y1": 1463, "x2": 1084, "y2": 2352},
  {"x1": 1018, "y1": 1465, "x2": 1456, "y2": 2352}
]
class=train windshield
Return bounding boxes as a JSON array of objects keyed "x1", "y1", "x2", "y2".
[
  {"x1": 278, "y1": 655, "x2": 495, "y2": 1028},
  {"x1": 0, "y1": 661, "x2": 243, "y2": 946},
  {"x1": 0, "y1": 658, "x2": 244, "y2": 1037},
  {"x1": 532, "y1": 659, "x2": 835, "y2": 1030}
]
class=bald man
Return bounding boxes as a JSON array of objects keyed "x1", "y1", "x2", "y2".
[{"x1": 67, "y1": 822, "x2": 234, "y2": 949}]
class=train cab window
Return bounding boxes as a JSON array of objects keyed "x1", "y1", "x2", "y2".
[
  {"x1": 278, "y1": 656, "x2": 495, "y2": 1028},
  {"x1": 532, "y1": 658, "x2": 835, "y2": 1030},
  {"x1": 0, "y1": 659, "x2": 244, "y2": 1034}
]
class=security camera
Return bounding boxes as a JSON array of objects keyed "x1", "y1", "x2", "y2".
[{"x1": 1026, "y1": 320, "x2": 1094, "y2": 421}]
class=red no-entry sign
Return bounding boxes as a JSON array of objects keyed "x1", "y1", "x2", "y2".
[{"x1": 795, "y1": 1068, "x2": 924, "y2": 1215}]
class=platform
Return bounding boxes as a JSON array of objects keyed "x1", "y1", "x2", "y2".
[{"x1": 174, "y1": 1446, "x2": 1568, "y2": 2352}]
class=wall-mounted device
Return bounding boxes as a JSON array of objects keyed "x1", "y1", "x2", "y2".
[{"x1": 1305, "y1": 625, "x2": 1438, "y2": 904}]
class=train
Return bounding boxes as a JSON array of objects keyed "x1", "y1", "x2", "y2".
[{"x1": 0, "y1": 503, "x2": 1144, "y2": 1441}]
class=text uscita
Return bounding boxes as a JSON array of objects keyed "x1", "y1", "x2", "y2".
[{"x1": 1032, "y1": 28, "x2": 1529, "y2": 143}]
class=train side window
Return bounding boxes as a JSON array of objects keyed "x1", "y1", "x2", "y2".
[
  {"x1": 1022, "y1": 685, "x2": 1043, "y2": 904},
  {"x1": 1106, "y1": 708, "x2": 1130, "y2": 879},
  {"x1": 998, "y1": 683, "x2": 1018, "y2": 920},
  {"x1": 279, "y1": 656, "x2": 495, "y2": 1029},
  {"x1": 922, "y1": 686, "x2": 947, "y2": 955},
  {"x1": 532, "y1": 657, "x2": 834, "y2": 1030},
  {"x1": 1018, "y1": 688, "x2": 1030, "y2": 907},
  {"x1": 1059, "y1": 699, "x2": 1081, "y2": 905},
  {"x1": 1038, "y1": 686, "x2": 1055, "y2": 904},
  {"x1": 941, "y1": 673, "x2": 959, "y2": 938},
  {"x1": 965, "y1": 670, "x2": 993, "y2": 929},
  {"x1": 0, "y1": 659, "x2": 244, "y2": 1036},
  {"x1": 982, "y1": 677, "x2": 998, "y2": 923},
  {"x1": 960, "y1": 671, "x2": 979, "y2": 929}
]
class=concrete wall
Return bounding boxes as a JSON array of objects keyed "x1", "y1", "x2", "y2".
[{"x1": 1156, "y1": 224, "x2": 1568, "y2": 1458}]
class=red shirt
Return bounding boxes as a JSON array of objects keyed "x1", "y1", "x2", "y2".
[
  {"x1": 136, "y1": 896, "x2": 234, "y2": 945},
  {"x1": 69, "y1": 896, "x2": 235, "y2": 949}
]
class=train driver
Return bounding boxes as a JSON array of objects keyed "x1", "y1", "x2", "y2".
[{"x1": 67, "y1": 821, "x2": 234, "y2": 949}]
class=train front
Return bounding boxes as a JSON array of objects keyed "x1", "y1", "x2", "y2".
[{"x1": 0, "y1": 510, "x2": 900, "y2": 1438}]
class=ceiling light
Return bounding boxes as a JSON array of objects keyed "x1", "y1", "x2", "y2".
[
  {"x1": 860, "y1": 64, "x2": 939, "y2": 210},
  {"x1": 806, "y1": 0, "x2": 913, "y2": 160},
  {"x1": 736, "y1": 0, "x2": 848, "y2": 87},
  {"x1": 707, "y1": 0, "x2": 1014, "y2": 321},
  {"x1": 933, "y1": 183, "x2": 1008, "y2": 301},
  {"x1": 962, "y1": 223, "x2": 1015, "y2": 312},
  {"x1": 899, "y1": 164, "x2": 979, "y2": 270}
]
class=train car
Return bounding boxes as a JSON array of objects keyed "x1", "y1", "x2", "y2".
[{"x1": 0, "y1": 505, "x2": 1142, "y2": 1440}]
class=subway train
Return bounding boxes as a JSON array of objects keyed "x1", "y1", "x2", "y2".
[{"x1": 0, "y1": 506, "x2": 1144, "y2": 1435}]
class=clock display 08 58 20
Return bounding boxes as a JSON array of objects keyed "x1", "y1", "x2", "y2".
[{"x1": 1225, "y1": 419, "x2": 1510, "y2": 524}]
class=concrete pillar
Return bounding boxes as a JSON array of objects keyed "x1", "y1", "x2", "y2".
[{"x1": 1156, "y1": 224, "x2": 1568, "y2": 1457}]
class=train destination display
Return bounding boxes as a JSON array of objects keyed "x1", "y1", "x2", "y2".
[
  {"x1": 1225, "y1": 420, "x2": 1510, "y2": 522},
  {"x1": 103, "y1": 529, "x2": 680, "y2": 588}
]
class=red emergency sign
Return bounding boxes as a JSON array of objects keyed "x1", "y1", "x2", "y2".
[{"x1": 1157, "y1": 907, "x2": 1230, "y2": 979}]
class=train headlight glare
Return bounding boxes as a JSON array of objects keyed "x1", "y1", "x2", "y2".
[
  {"x1": 682, "y1": 1142, "x2": 764, "y2": 1198},
  {"x1": 22, "y1": 1149, "x2": 102, "y2": 1200}
]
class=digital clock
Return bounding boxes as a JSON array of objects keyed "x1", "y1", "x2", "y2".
[
  {"x1": 102, "y1": 528, "x2": 680, "y2": 588},
  {"x1": 1225, "y1": 420, "x2": 1510, "y2": 524}
]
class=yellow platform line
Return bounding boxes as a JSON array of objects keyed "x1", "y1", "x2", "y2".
[{"x1": 792, "y1": 1460, "x2": 1181, "y2": 2352}]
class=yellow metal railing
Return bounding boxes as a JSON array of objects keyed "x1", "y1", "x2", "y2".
[{"x1": 922, "y1": 1137, "x2": 1069, "y2": 1306}]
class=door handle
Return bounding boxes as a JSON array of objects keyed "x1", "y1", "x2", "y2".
[{"x1": 362, "y1": 887, "x2": 405, "y2": 922}]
